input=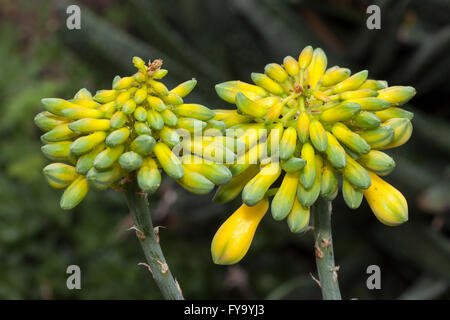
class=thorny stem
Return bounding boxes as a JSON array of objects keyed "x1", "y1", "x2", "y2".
[
  {"x1": 124, "y1": 181, "x2": 184, "y2": 300},
  {"x1": 312, "y1": 197, "x2": 342, "y2": 300}
]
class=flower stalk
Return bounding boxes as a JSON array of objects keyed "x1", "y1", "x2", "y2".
[
  {"x1": 124, "y1": 180, "x2": 184, "y2": 300},
  {"x1": 312, "y1": 197, "x2": 342, "y2": 300}
]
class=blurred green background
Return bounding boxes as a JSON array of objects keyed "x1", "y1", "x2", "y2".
[{"x1": 0, "y1": 0, "x2": 449, "y2": 299}]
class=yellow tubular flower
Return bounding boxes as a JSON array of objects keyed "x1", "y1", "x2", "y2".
[
  {"x1": 211, "y1": 198, "x2": 269, "y2": 265},
  {"x1": 364, "y1": 171, "x2": 408, "y2": 226},
  {"x1": 213, "y1": 45, "x2": 415, "y2": 264},
  {"x1": 35, "y1": 57, "x2": 233, "y2": 210}
]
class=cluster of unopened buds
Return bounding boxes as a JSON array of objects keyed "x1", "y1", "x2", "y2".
[
  {"x1": 35, "y1": 57, "x2": 233, "y2": 209},
  {"x1": 35, "y1": 47, "x2": 416, "y2": 265}
]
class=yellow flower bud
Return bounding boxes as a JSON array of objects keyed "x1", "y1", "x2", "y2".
[
  {"x1": 211, "y1": 198, "x2": 269, "y2": 265},
  {"x1": 364, "y1": 171, "x2": 408, "y2": 226},
  {"x1": 60, "y1": 176, "x2": 90, "y2": 210}
]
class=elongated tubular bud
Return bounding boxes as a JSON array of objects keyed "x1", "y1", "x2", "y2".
[
  {"x1": 182, "y1": 155, "x2": 232, "y2": 185},
  {"x1": 153, "y1": 69, "x2": 168, "y2": 79},
  {"x1": 213, "y1": 165, "x2": 259, "y2": 204},
  {"x1": 170, "y1": 79, "x2": 197, "y2": 98},
  {"x1": 251, "y1": 73, "x2": 285, "y2": 96},
  {"x1": 41, "y1": 123, "x2": 79, "y2": 143},
  {"x1": 149, "y1": 79, "x2": 169, "y2": 96},
  {"x1": 68, "y1": 118, "x2": 110, "y2": 134},
  {"x1": 271, "y1": 172, "x2": 299, "y2": 220},
  {"x1": 342, "y1": 155, "x2": 371, "y2": 190},
  {"x1": 161, "y1": 109, "x2": 178, "y2": 127},
  {"x1": 340, "y1": 89, "x2": 378, "y2": 100},
  {"x1": 320, "y1": 102, "x2": 361, "y2": 123},
  {"x1": 134, "y1": 86, "x2": 148, "y2": 104},
  {"x1": 159, "y1": 126, "x2": 181, "y2": 148},
  {"x1": 283, "y1": 56, "x2": 299, "y2": 76},
  {"x1": 265, "y1": 100, "x2": 285, "y2": 123},
  {"x1": 137, "y1": 158, "x2": 161, "y2": 194},
  {"x1": 265, "y1": 63, "x2": 289, "y2": 83},
  {"x1": 351, "y1": 111, "x2": 381, "y2": 129},
  {"x1": 379, "y1": 118, "x2": 412, "y2": 149},
  {"x1": 287, "y1": 197, "x2": 310, "y2": 233},
  {"x1": 134, "y1": 106, "x2": 147, "y2": 122},
  {"x1": 105, "y1": 127, "x2": 130, "y2": 147},
  {"x1": 87, "y1": 164, "x2": 123, "y2": 191},
  {"x1": 41, "y1": 98, "x2": 81, "y2": 116},
  {"x1": 221, "y1": 113, "x2": 252, "y2": 128},
  {"x1": 93, "y1": 144, "x2": 124, "y2": 171},
  {"x1": 331, "y1": 122, "x2": 371, "y2": 154},
  {"x1": 74, "y1": 88, "x2": 93, "y2": 100},
  {"x1": 298, "y1": 45, "x2": 313, "y2": 69},
  {"x1": 359, "y1": 79, "x2": 387, "y2": 90},
  {"x1": 342, "y1": 178, "x2": 363, "y2": 209},
  {"x1": 132, "y1": 56, "x2": 146, "y2": 71},
  {"x1": 110, "y1": 111, "x2": 127, "y2": 129},
  {"x1": 122, "y1": 99, "x2": 137, "y2": 115},
  {"x1": 41, "y1": 141, "x2": 72, "y2": 161},
  {"x1": 297, "y1": 111, "x2": 310, "y2": 143},
  {"x1": 230, "y1": 142, "x2": 266, "y2": 177},
  {"x1": 131, "y1": 135, "x2": 156, "y2": 156},
  {"x1": 94, "y1": 90, "x2": 118, "y2": 103},
  {"x1": 279, "y1": 127, "x2": 297, "y2": 160},
  {"x1": 309, "y1": 119, "x2": 328, "y2": 152},
  {"x1": 377, "y1": 86, "x2": 416, "y2": 106},
  {"x1": 112, "y1": 76, "x2": 134, "y2": 90},
  {"x1": 364, "y1": 171, "x2": 408, "y2": 226},
  {"x1": 242, "y1": 163, "x2": 281, "y2": 206},
  {"x1": 34, "y1": 111, "x2": 69, "y2": 132},
  {"x1": 345, "y1": 97, "x2": 390, "y2": 111},
  {"x1": 76, "y1": 143, "x2": 105, "y2": 175},
  {"x1": 70, "y1": 131, "x2": 106, "y2": 156},
  {"x1": 147, "y1": 110, "x2": 164, "y2": 130},
  {"x1": 176, "y1": 117, "x2": 206, "y2": 133},
  {"x1": 305, "y1": 48, "x2": 327, "y2": 89},
  {"x1": 60, "y1": 176, "x2": 90, "y2": 210},
  {"x1": 299, "y1": 143, "x2": 316, "y2": 189},
  {"x1": 358, "y1": 150, "x2": 395, "y2": 176},
  {"x1": 235, "y1": 92, "x2": 267, "y2": 118},
  {"x1": 375, "y1": 107, "x2": 414, "y2": 122},
  {"x1": 320, "y1": 68, "x2": 351, "y2": 87},
  {"x1": 215, "y1": 81, "x2": 268, "y2": 104},
  {"x1": 147, "y1": 96, "x2": 167, "y2": 112},
  {"x1": 115, "y1": 91, "x2": 131, "y2": 107},
  {"x1": 332, "y1": 70, "x2": 368, "y2": 94},
  {"x1": 320, "y1": 161, "x2": 338, "y2": 196},
  {"x1": 118, "y1": 151, "x2": 143, "y2": 171},
  {"x1": 297, "y1": 154, "x2": 322, "y2": 207},
  {"x1": 153, "y1": 142, "x2": 184, "y2": 179},
  {"x1": 324, "y1": 132, "x2": 347, "y2": 169},
  {"x1": 359, "y1": 125, "x2": 394, "y2": 149},
  {"x1": 211, "y1": 198, "x2": 268, "y2": 265},
  {"x1": 43, "y1": 163, "x2": 78, "y2": 189},
  {"x1": 281, "y1": 157, "x2": 306, "y2": 173},
  {"x1": 174, "y1": 104, "x2": 215, "y2": 121},
  {"x1": 162, "y1": 92, "x2": 183, "y2": 105},
  {"x1": 61, "y1": 107, "x2": 104, "y2": 120},
  {"x1": 134, "y1": 122, "x2": 152, "y2": 135},
  {"x1": 176, "y1": 166, "x2": 215, "y2": 195}
]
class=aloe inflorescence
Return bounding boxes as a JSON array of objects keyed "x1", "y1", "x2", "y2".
[
  {"x1": 35, "y1": 57, "x2": 233, "y2": 209},
  {"x1": 211, "y1": 46, "x2": 415, "y2": 265}
]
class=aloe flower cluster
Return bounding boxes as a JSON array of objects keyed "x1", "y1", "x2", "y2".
[
  {"x1": 35, "y1": 57, "x2": 232, "y2": 209},
  {"x1": 211, "y1": 46, "x2": 415, "y2": 265}
]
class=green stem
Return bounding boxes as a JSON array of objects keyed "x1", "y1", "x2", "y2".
[
  {"x1": 312, "y1": 197, "x2": 342, "y2": 300},
  {"x1": 124, "y1": 181, "x2": 184, "y2": 300}
]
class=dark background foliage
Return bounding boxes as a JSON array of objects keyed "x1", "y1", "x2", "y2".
[{"x1": 0, "y1": 0, "x2": 448, "y2": 299}]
